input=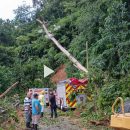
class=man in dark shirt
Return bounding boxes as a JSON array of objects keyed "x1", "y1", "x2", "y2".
[{"x1": 49, "y1": 91, "x2": 57, "y2": 118}]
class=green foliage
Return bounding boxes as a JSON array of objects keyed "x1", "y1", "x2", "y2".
[
  {"x1": 98, "y1": 77, "x2": 130, "y2": 109},
  {"x1": 0, "y1": 46, "x2": 16, "y2": 66},
  {"x1": 92, "y1": 1, "x2": 130, "y2": 77},
  {"x1": 14, "y1": 4, "x2": 35, "y2": 24},
  {"x1": 0, "y1": 19, "x2": 15, "y2": 46},
  {"x1": 0, "y1": 66, "x2": 14, "y2": 93},
  {"x1": 0, "y1": 0, "x2": 130, "y2": 120},
  {"x1": 0, "y1": 97, "x2": 18, "y2": 120},
  {"x1": 69, "y1": 92, "x2": 76, "y2": 102}
]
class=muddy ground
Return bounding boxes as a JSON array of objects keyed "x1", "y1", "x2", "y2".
[
  {"x1": 38, "y1": 108, "x2": 113, "y2": 130},
  {"x1": 0, "y1": 108, "x2": 113, "y2": 130},
  {"x1": 38, "y1": 108, "x2": 83, "y2": 130}
]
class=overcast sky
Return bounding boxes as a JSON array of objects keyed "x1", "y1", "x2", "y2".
[{"x1": 0, "y1": 0, "x2": 33, "y2": 20}]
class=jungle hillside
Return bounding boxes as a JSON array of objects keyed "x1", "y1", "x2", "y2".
[{"x1": 0, "y1": 0, "x2": 130, "y2": 130}]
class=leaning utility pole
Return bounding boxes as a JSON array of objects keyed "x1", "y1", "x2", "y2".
[{"x1": 36, "y1": 19, "x2": 88, "y2": 74}]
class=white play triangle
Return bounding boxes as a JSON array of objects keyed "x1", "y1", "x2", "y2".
[{"x1": 44, "y1": 65, "x2": 54, "y2": 78}]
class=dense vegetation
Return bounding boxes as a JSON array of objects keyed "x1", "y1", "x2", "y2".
[{"x1": 0, "y1": 0, "x2": 130, "y2": 116}]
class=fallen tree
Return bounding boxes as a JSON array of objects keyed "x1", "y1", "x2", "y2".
[
  {"x1": 36, "y1": 19, "x2": 88, "y2": 74},
  {"x1": 0, "y1": 82, "x2": 19, "y2": 98}
]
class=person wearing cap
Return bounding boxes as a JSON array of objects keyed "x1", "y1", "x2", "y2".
[
  {"x1": 38, "y1": 91, "x2": 45, "y2": 117},
  {"x1": 32, "y1": 93, "x2": 41, "y2": 130},
  {"x1": 24, "y1": 92, "x2": 32, "y2": 129}
]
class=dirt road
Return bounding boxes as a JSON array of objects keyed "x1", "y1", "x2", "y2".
[
  {"x1": 6, "y1": 107, "x2": 112, "y2": 130},
  {"x1": 39, "y1": 117, "x2": 83, "y2": 130},
  {"x1": 37, "y1": 108, "x2": 112, "y2": 130},
  {"x1": 39, "y1": 109, "x2": 84, "y2": 130}
]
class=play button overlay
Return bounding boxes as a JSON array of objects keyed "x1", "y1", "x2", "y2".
[{"x1": 44, "y1": 65, "x2": 54, "y2": 78}]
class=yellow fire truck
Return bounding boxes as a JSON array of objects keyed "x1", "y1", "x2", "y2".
[{"x1": 56, "y1": 78, "x2": 88, "y2": 110}]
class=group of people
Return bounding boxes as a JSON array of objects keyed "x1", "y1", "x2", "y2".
[{"x1": 24, "y1": 90, "x2": 57, "y2": 130}]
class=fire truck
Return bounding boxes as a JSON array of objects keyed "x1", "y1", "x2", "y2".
[{"x1": 56, "y1": 78, "x2": 88, "y2": 110}]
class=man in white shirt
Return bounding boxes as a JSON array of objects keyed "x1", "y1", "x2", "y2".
[{"x1": 24, "y1": 92, "x2": 32, "y2": 129}]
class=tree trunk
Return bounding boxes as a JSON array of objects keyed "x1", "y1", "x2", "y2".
[
  {"x1": 0, "y1": 82, "x2": 19, "y2": 98},
  {"x1": 36, "y1": 19, "x2": 88, "y2": 74}
]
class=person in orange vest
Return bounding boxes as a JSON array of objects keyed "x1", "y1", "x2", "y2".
[{"x1": 38, "y1": 91, "x2": 45, "y2": 117}]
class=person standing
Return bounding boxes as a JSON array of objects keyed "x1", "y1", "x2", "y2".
[
  {"x1": 24, "y1": 92, "x2": 32, "y2": 129},
  {"x1": 32, "y1": 93, "x2": 41, "y2": 130},
  {"x1": 49, "y1": 91, "x2": 57, "y2": 118},
  {"x1": 38, "y1": 91, "x2": 45, "y2": 117}
]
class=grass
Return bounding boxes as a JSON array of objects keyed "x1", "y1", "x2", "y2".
[
  {"x1": 0, "y1": 97, "x2": 20, "y2": 130},
  {"x1": 62, "y1": 102, "x2": 115, "y2": 130},
  {"x1": 47, "y1": 107, "x2": 114, "y2": 130}
]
